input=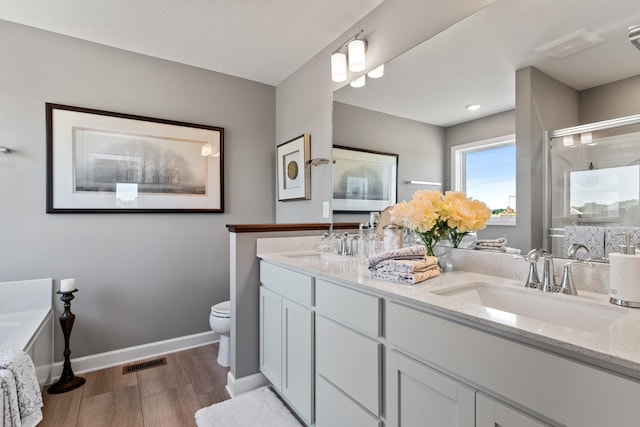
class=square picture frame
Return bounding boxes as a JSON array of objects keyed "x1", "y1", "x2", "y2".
[
  {"x1": 46, "y1": 103, "x2": 224, "y2": 213},
  {"x1": 277, "y1": 134, "x2": 311, "y2": 201},
  {"x1": 332, "y1": 145, "x2": 398, "y2": 213}
]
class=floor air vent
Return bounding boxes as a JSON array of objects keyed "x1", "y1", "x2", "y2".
[{"x1": 122, "y1": 357, "x2": 167, "y2": 374}]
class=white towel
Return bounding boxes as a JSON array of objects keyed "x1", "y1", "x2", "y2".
[{"x1": 0, "y1": 349, "x2": 43, "y2": 427}]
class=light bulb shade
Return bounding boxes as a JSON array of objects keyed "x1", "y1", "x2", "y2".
[
  {"x1": 350, "y1": 75, "x2": 366, "y2": 88},
  {"x1": 580, "y1": 132, "x2": 593, "y2": 144},
  {"x1": 563, "y1": 135, "x2": 575, "y2": 147},
  {"x1": 331, "y1": 52, "x2": 347, "y2": 82},
  {"x1": 367, "y1": 64, "x2": 384, "y2": 78},
  {"x1": 201, "y1": 143, "x2": 213, "y2": 156},
  {"x1": 348, "y1": 39, "x2": 366, "y2": 72}
]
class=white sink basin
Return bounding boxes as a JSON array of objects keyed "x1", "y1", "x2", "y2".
[
  {"x1": 282, "y1": 252, "x2": 351, "y2": 264},
  {"x1": 435, "y1": 282, "x2": 626, "y2": 333}
]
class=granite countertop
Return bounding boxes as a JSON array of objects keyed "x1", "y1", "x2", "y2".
[{"x1": 258, "y1": 248, "x2": 640, "y2": 381}]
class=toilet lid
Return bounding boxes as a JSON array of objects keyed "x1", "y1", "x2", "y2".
[{"x1": 211, "y1": 300, "x2": 231, "y2": 317}]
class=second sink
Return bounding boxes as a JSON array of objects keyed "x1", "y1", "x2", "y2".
[{"x1": 435, "y1": 282, "x2": 626, "y2": 333}]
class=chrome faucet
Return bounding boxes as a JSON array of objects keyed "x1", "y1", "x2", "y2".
[
  {"x1": 559, "y1": 261, "x2": 595, "y2": 296},
  {"x1": 539, "y1": 254, "x2": 559, "y2": 292},
  {"x1": 566, "y1": 243, "x2": 590, "y2": 260},
  {"x1": 523, "y1": 248, "x2": 546, "y2": 289}
]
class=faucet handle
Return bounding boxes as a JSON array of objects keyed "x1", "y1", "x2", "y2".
[
  {"x1": 559, "y1": 261, "x2": 595, "y2": 296},
  {"x1": 539, "y1": 254, "x2": 558, "y2": 292},
  {"x1": 522, "y1": 248, "x2": 547, "y2": 289}
]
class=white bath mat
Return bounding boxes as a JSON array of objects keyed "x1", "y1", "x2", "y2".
[{"x1": 194, "y1": 386, "x2": 302, "y2": 427}]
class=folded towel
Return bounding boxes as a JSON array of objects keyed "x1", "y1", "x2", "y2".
[
  {"x1": 0, "y1": 349, "x2": 43, "y2": 427},
  {"x1": 474, "y1": 245, "x2": 521, "y2": 254},
  {"x1": 369, "y1": 254, "x2": 440, "y2": 284},
  {"x1": 475, "y1": 237, "x2": 508, "y2": 248},
  {"x1": 371, "y1": 266, "x2": 440, "y2": 284},
  {"x1": 368, "y1": 245, "x2": 426, "y2": 269},
  {"x1": 372, "y1": 256, "x2": 439, "y2": 275}
]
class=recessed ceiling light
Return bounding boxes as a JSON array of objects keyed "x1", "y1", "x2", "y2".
[{"x1": 466, "y1": 104, "x2": 481, "y2": 111}]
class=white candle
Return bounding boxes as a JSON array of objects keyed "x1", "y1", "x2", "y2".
[{"x1": 60, "y1": 278, "x2": 76, "y2": 292}]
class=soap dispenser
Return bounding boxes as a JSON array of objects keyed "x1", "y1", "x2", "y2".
[{"x1": 609, "y1": 233, "x2": 640, "y2": 308}]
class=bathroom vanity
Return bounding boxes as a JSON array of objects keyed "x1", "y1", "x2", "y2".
[{"x1": 258, "y1": 240, "x2": 640, "y2": 427}]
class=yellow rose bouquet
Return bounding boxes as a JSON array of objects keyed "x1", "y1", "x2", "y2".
[{"x1": 390, "y1": 190, "x2": 491, "y2": 256}]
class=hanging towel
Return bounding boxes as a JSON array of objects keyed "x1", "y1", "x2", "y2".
[{"x1": 0, "y1": 349, "x2": 43, "y2": 427}]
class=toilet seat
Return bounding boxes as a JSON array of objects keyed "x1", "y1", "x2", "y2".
[{"x1": 211, "y1": 300, "x2": 231, "y2": 318}]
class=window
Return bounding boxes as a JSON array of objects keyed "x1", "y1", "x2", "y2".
[{"x1": 452, "y1": 135, "x2": 516, "y2": 225}]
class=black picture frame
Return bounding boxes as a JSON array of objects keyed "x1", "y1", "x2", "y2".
[{"x1": 46, "y1": 103, "x2": 224, "y2": 213}]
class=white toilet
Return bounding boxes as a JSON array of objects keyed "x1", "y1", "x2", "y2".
[{"x1": 209, "y1": 300, "x2": 231, "y2": 367}]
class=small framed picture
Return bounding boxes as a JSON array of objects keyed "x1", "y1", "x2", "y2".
[{"x1": 277, "y1": 134, "x2": 311, "y2": 201}]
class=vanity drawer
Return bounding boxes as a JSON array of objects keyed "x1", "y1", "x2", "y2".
[
  {"x1": 316, "y1": 279, "x2": 382, "y2": 337},
  {"x1": 316, "y1": 315, "x2": 382, "y2": 415},
  {"x1": 260, "y1": 261, "x2": 314, "y2": 306}
]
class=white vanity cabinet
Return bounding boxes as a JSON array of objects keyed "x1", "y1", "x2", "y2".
[
  {"x1": 259, "y1": 261, "x2": 314, "y2": 425},
  {"x1": 386, "y1": 301, "x2": 640, "y2": 427},
  {"x1": 315, "y1": 278, "x2": 384, "y2": 427}
]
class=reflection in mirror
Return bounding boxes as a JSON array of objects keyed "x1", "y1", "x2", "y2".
[
  {"x1": 332, "y1": 0, "x2": 640, "y2": 255},
  {"x1": 547, "y1": 117, "x2": 640, "y2": 257}
]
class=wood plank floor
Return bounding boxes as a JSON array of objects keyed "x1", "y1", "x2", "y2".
[{"x1": 39, "y1": 343, "x2": 230, "y2": 427}]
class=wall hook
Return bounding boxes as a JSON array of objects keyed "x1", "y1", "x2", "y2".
[{"x1": 0, "y1": 147, "x2": 12, "y2": 154}]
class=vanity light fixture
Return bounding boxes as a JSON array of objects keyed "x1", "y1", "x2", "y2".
[
  {"x1": 201, "y1": 143, "x2": 213, "y2": 156},
  {"x1": 466, "y1": 104, "x2": 481, "y2": 111},
  {"x1": 331, "y1": 30, "x2": 368, "y2": 83},
  {"x1": 350, "y1": 75, "x2": 366, "y2": 88},
  {"x1": 331, "y1": 52, "x2": 348, "y2": 83},
  {"x1": 367, "y1": 64, "x2": 384, "y2": 79},
  {"x1": 348, "y1": 38, "x2": 366, "y2": 72},
  {"x1": 201, "y1": 143, "x2": 220, "y2": 157},
  {"x1": 563, "y1": 135, "x2": 575, "y2": 147}
]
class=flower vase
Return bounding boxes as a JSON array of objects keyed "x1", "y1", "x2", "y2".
[{"x1": 433, "y1": 238, "x2": 453, "y2": 271}]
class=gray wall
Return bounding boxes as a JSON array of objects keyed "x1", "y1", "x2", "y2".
[
  {"x1": 275, "y1": 0, "x2": 496, "y2": 224},
  {"x1": 0, "y1": 20, "x2": 275, "y2": 359},
  {"x1": 580, "y1": 74, "x2": 640, "y2": 123},
  {"x1": 332, "y1": 102, "x2": 445, "y2": 223},
  {"x1": 515, "y1": 67, "x2": 579, "y2": 251}
]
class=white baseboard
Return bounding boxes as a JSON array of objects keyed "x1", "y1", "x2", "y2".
[
  {"x1": 225, "y1": 370, "x2": 268, "y2": 398},
  {"x1": 50, "y1": 331, "x2": 218, "y2": 382}
]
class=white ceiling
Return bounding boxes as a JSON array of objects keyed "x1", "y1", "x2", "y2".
[
  {"x1": 3, "y1": 0, "x2": 639, "y2": 127},
  {"x1": 334, "y1": 0, "x2": 640, "y2": 126},
  {"x1": 0, "y1": 0, "x2": 385, "y2": 86}
]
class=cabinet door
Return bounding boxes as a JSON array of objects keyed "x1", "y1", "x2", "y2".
[
  {"x1": 476, "y1": 393, "x2": 550, "y2": 427},
  {"x1": 386, "y1": 350, "x2": 475, "y2": 427},
  {"x1": 259, "y1": 286, "x2": 282, "y2": 390},
  {"x1": 282, "y1": 298, "x2": 314, "y2": 425}
]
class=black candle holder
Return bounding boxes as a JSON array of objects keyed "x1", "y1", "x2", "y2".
[{"x1": 47, "y1": 289, "x2": 86, "y2": 394}]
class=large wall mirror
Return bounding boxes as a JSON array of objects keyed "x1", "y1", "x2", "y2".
[{"x1": 332, "y1": 0, "x2": 640, "y2": 255}]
